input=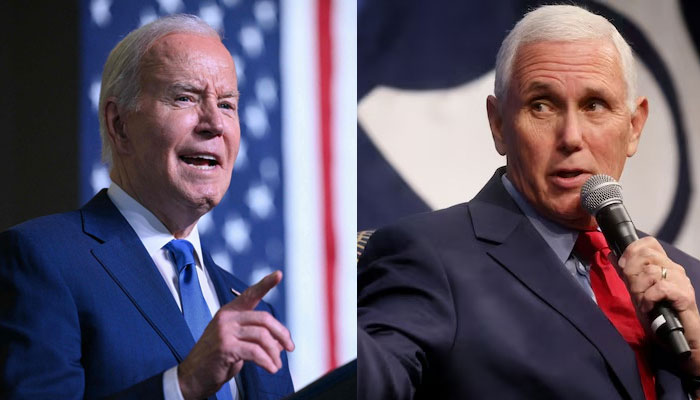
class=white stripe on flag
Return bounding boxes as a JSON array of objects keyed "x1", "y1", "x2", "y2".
[
  {"x1": 281, "y1": 0, "x2": 327, "y2": 389},
  {"x1": 332, "y1": 0, "x2": 358, "y2": 367}
]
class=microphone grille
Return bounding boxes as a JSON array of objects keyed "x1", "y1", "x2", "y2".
[{"x1": 580, "y1": 174, "x2": 623, "y2": 215}]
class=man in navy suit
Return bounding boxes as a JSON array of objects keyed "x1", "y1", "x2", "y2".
[
  {"x1": 359, "y1": 5, "x2": 700, "y2": 399},
  {"x1": 0, "y1": 15, "x2": 294, "y2": 399}
]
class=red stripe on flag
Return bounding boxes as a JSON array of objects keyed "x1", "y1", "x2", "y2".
[{"x1": 317, "y1": 0, "x2": 337, "y2": 371}]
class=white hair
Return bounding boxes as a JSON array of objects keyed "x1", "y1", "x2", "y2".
[
  {"x1": 98, "y1": 14, "x2": 220, "y2": 166},
  {"x1": 494, "y1": 5, "x2": 637, "y2": 110}
]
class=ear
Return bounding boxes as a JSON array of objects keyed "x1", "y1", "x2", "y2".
[
  {"x1": 104, "y1": 98, "x2": 130, "y2": 155},
  {"x1": 486, "y1": 95, "x2": 506, "y2": 155},
  {"x1": 626, "y1": 96, "x2": 648, "y2": 157}
]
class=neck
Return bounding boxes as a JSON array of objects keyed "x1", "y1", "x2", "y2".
[{"x1": 110, "y1": 168, "x2": 201, "y2": 238}]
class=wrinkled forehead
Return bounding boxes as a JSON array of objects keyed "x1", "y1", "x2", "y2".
[
  {"x1": 514, "y1": 38, "x2": 621, "y2": 70},
  {"x1": 139, "y1": 32, "x2": 237, "y2": 85},
  {"x1": 510, "y1": 39, "x2": 624, "y2": 91}
]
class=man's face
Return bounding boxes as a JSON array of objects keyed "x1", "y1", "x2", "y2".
[
  {"x1": 487, "y1": 39, "x2": 648, "y2": 229},
  {"x1": 117, "y1": 33, "x2": 240, "y2": 218}
]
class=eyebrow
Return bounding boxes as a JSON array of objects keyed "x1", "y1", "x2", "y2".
[
  {"x1": 580, "y1": 86, "x2": 611, "y2": 100},
  {"x1": 522, "y1": 81, "x2": 613, "y2": 102},
  {"x1": 219, "y1": 90, "x2": 240, "y2": 100},
  {"x1": 522, "y1": 81, "x2": 554, "y2": 95},
  {"x1": 168, "y1": 82, "x2": 240, "y2": 99},
  {"x1": 168, "y1": 82, "x2": 200, "y2": 93}
]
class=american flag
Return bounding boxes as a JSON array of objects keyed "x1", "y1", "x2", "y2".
[{"x1": 79, "y1": 0, "x2": 356, "y2": 388}]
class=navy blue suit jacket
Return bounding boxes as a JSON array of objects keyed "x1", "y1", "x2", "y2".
[
  {"x1": 0, "y1": 190, "x2": 294, "y2": 399},
  {"x1": 358, "y1": 169, "x2": 700, "y2": 399}
]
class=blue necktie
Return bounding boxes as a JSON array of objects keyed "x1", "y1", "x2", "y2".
[{"x1": 164, "y1": 239, "x2": 235, "y2": 400}]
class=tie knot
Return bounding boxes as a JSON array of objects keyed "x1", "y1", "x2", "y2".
[
  {"x1": 164, "y1": 239, "x2": 196, "y2": 273},
  {"x1": 574, "y1": 230, "x2": 610, "y2": 265}
]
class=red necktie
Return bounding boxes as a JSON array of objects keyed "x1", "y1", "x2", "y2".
[{"x1": 574, "y1": 230, "x2": 656, "y2": 400}]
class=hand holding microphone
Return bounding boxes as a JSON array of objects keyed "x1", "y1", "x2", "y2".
[{"x1": 580, "y1": 175, "x2": 694, "y2": 358}]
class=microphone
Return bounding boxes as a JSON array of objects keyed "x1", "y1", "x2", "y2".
[{"x1": 580, "y1": 174, "x2": 690, "y2": 358}]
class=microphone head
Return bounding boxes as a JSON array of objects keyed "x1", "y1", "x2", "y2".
[{"x1": 580, "y1": 174, "x2": 623, "y2": 215}]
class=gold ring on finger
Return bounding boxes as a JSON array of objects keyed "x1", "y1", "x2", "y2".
[{"x1": 661, "y1": 266, "x2": 668, "y2": 280}]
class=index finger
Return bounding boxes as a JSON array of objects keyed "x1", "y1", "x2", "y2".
[{"x1": 228, "y1": 270, "x2": 282, "y2": 311}]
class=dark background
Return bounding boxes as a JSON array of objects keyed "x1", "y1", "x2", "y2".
[{"x1": 0, "y1": 1, "x2": 80, "y2": 231}]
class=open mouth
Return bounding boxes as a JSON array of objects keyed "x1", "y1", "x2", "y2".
[
  {"x1": 556, "y1": 170, "x2": 583, "y2": 178},
  {"x1": 180, "y1": 155, "x2": 219, "y2": 169},
  {"x1": 551, "y1": 169, "x2": 591, "y2": 189}
]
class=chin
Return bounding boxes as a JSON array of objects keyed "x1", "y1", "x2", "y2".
[
  {"x1": 179, "y1": 186, "x2": 224, "y2": 212},
  {"x1": 541, "y1": 200, "x2": 593, "y2": 229},
  {"x1": 555, "y1": 212, "x2": 597, "y2": 231},
  {"x1": 194, "y1": 192, "x2": 223, "y2": 210}
]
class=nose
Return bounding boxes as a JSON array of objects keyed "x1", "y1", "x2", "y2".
[
  {"x1": 196, "y1": 98, "x2": 224, "y2": 137},
  {"x1": 557, "y1": 110, "x2": 584, "y2": 153}
]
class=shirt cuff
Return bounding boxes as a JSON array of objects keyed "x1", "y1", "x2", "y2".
[{"x1": 163, "y1": 365, "x2": 185, "y2": 400}]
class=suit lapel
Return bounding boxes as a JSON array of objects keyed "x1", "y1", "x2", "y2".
[
  {"x1": 203, "y1": 252, "x2": 295, "y2": 399},
  {"x1": 81, "y1": 191, "x2": 195, "y2": 362},
  {"x1": 203, "y1": 251, "x2": 247, "y2": 307},
  {"x1": 82, "y1": 191, "x2": 290, "y2": 398},
  {"x1": 203, "y1": 251, "x2": 270, "y2": 399},
  {"x1": 470, "y1": 170, "x2": 645, "y2": 400}
]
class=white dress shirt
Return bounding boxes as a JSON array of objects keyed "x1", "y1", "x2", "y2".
[{"x1": 107, "y1": 182, "x2": 239, "y2": 400}]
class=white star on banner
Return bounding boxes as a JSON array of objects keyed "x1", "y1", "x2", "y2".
[
  {"x1": 244, "y1": 103, "x2": 268, "y2": 138},
  {"x1": 239, "y1": 25, "x2": 264, "y2": 57},
  {"x1": 254, "y1": 1, "x2": 277, "y2": 30},
  {"x1": 198, "y1": 212, "x2": 213, "y2": 234},
  {"x1": 256, "y1": 76, "x2": 278, "y2": 109},
  {"x1": 246, "y1": 183, "x2": 274, "y2": 219},
  {"x1": 91, "y1": 164, "x2": 110, "y2": 194},
  {"x1": 232, "y1": 54, "x2": 245, "y2": 84},
  {"x1": 211, "y1": 249, "x2": 233, "y2": 274},
  {"x1": 199, "y1": 2, "x2": 224, "y2": 32},
  {"x1": 235, "y1": 138, "x2": 248, "y2": 169},
  {"x1": 139, "y1": 7, "x2": 158, "y2": 26},
  {"x1": 223, "y1": 217, "x2": 251, "y2": 253},
  {"x1": 90, "y1": 0, "x2": 112, "y2": 27},
  {"x1": 90, "y1": 79, "x2": 101, "y2": 111},
  {"x1": 156, "y1": 0, "x2": 183, "y2": 14}
]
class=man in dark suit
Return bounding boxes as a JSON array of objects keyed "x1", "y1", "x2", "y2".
[
  {"x1": 358, "y1": 5, "x2": 700, "y2": 399},
  {"x1": 0, "y1": 14, "x2": 294, "y2": 399}
]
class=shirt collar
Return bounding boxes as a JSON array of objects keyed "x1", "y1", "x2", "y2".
[
  {"x1": 501, "y1": 174, "x2": 578, "y2": 264},
  {"x1": 106, "y1": 181, "x2": 206, "y2": 269}
]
